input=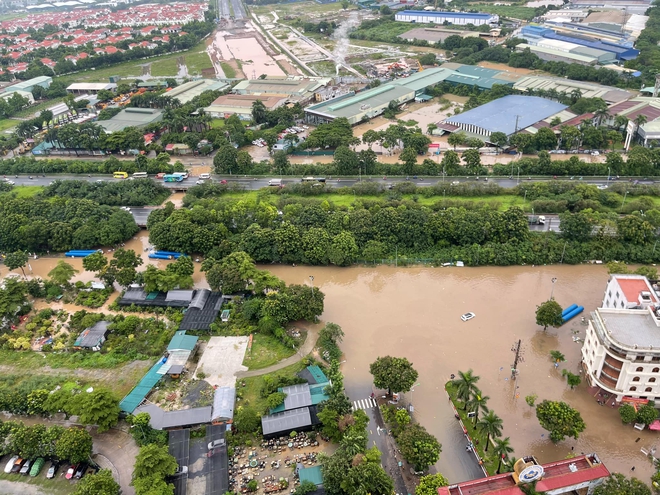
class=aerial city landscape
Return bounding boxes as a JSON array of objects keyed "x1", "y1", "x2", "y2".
[{"x1": 2, "y1": 0, "x2": 660, "y2": 492}]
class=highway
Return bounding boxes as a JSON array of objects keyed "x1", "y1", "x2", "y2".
[
  {"x1": 230, "y1": 0, "x2": 246, "y2": 20},
  {"x1": 2, "y1": 174, "x2": 644, "y2": 191}
]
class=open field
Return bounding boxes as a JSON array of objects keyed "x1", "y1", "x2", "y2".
[
  {"x1": 242, "y1": 333, "x2": 300, "y2": 370},
  {"x1": 14, "y1": 98, "x2": 65, "y2": 119},
  {"x1": 251, "y1": 1, "x2": 352, "y2": 16},
  {"x1": 239, "y1": 360, "x2": 308, "y2": 414},
  {"x1": 0, "y1": 473, "x2": 73, "y2": 495},
  {"x1": 0, "y1": 119, "x2": 20, "y2": 133},
  {"x1": 472, "y1": 3, "x2": 538, "y2": 20},
  {"x1": 11, "y1": 186, "x2": 43, "y2": 198}
]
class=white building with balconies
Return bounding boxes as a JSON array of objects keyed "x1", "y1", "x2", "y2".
[
  {"x1": 602, "y1": 274, "x2": 658, "y2": 310},
  {"x1": 582, "y1": 306, "x2": 660, "y2": 402}
]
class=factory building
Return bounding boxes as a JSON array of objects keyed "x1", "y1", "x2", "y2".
[
  {"x1": 440, "y1": 95, "x2": 568, "y2": 137},
  {"x1": 515, "y1": 43, "x2": 599, "y2": 65},
  {"x1": 394, "y1": 10, "x2": 499, "y2": 26}
]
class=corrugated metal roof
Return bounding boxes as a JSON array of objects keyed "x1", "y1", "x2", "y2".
[
  {"x1": 119, "y1": 359, "x2": 165, "y2": 413},
  {"x1": 168, "y1": 330, "x2": 198, "y2": 352},
  {"x1": 262, "y1": 407, "x2": 312, "y2": 436},
  {"x1": 212, "y1": 386, "x2": 236, "y2": 422}
]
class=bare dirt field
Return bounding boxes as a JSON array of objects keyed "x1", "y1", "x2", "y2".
[{"x1": 195, "y1": 337, "x2": 249, "y2": 387}]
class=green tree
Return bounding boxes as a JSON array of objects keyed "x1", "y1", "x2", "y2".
[
  {"x1": 493, "y1": 437, "x2": 514, "y2": 474},
  {"x1": 4, "y1": 250, "x2": 28, "y2": 278},
  {"x1": 132, "y1": 475, "x2": 174, "y2": 495},
  {"x1": 593, "y1": 473, "x2": 651, "y2": 495},
  {"x1": 333, "y1": 145, "x2": 359, "y2": 175},
  {"x1": 550, "y1": 350, "x2": 565, "y2": 363},
  {"x1": 213, "y1": 144, "x2": 238, "y2": 174},
  {"x1": 77, "y1": 389, "x2": 120, "y2": 432},
  {"x1": 294, "y1": 480, "x2": 318, "y2": 495},
  {"x1": 448, "y1": 132, "x2": 466, "y2": 150},
  {"x1": 400, "y1": 146, "x2": 418, "y2": 175},
  {"x1": 72, "y1": 469, "x2": 121, "y2": 495},
  {"x1": 56, "y1": 427, "x2": 93, "y2": 464},
  {"x1": 328, "y1": 231, "x2": 358, "y2": 266},
  {"x1": 462, "y1": 149, "x2": 481, "y2": 175},
  {"x1": 536, "y1": 299, "x2": 563, "y2": 331},
  {"x1": 340, "y1": 459, "x2": 394, "y2": 495},
  {"x1": 132, "y1": 444, "x2": 178, "y2": 480},
  {"x1": 82, "y1": 251, "x2": 108, "y2": 273},
  {"x1": 534, "y1": 127, "x2": 558, "y2": 150},
  {"x1": 477, "y1": 411, "x2": 503, "y2": 451},
  {"x1": 451, "y1": 369, "x2": 480, "y2": 408},
  {"x1": 619, "y1": 403, "x2": 637, "y2": 424},
  {"x1": 369, "y1": 356, "x2": 419, "y2": 396},
  {"x1": 525, "y1": 394, "x2": 537, "y2": 408},
  {"x1": 415, "y1": 473, "x2": 449, "y2": 495},
  {"x1": 48, "y1": 260, "x2": 78, "y2": 285},
  {"x1": 536, "y1": 400, "x2": 586, "y2": 443},
  {"x1": 561, "y1": 369, "x2": 581, "y2": 389},
  {"x1": 467, "y1": 388, "x2": 490, "y2": 424},
  {"x1": 440, "y1": 150, "x2": 462, "y2": 175},
  {"x1": 398, "y1": 423, "x2": 441, "y2": 471},
  {"x1": 489, "y1": 132, "x2": 508, "y2": 150},
  {"x1": 636, "y1": 404, "x2": 659, "y2": 426}
]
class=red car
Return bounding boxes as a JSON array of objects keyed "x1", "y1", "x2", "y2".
[
  {"x1": 219, "y1": 180, "x2": 227, "y2": 184},
  {"x1": 65, "y1": 465, "x2": 77, "y2": 480}
]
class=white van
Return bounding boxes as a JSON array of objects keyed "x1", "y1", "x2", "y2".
[
  {"x1": 199, "y1": 173, "x2": 210, "y2": 179},
  {"x1": 268, "y1": 178, "x2": 282, "y2": 186}
]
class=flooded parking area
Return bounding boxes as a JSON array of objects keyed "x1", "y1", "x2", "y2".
[{"x1": 264, "y1": 264, "x2": 659, "y2": 483}]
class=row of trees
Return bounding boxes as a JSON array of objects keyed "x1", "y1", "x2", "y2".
[
  {"x1": 0, "y1": 196, "x2": 139, "y2": 253},
  {"x1": 43, "y1": 178, "x2": 171, "y2": 207},
  {"x1": 0, "y1": 421, "x2": 93, "y2": 464},
  {"x1": 451, "y1": 370, "x2": 514, "y2": 473},
  {"x1": 0, "y1": 155, "x2": 185, "y2": 176}
]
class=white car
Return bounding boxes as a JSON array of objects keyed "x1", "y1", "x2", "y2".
[
  {"x1": 5, "y1": 180, "x2": 14, "y2": 185},
  {"x1": 120, "y1": 206, "x2": 131, "y2": 211},
  {"x1": 461, "y1": 312, "x2": 476, "y2": 322},
  {"x1": 4, "y1": 456, "x2": 18, "y2": 474},
  {"x1": 208, "y1": 439, "x2": 226, "y2": 450},
  {"x1": 597, "y1": 185, "x2": 608, "y2": 190},
  {"x1": 196, "y1": 179, "x2": 205, "y2": 185}
]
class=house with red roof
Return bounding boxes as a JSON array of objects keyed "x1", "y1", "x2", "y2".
[
  {"x1": 40, "y1": 58, "x2": 56, "y2": 69},
  {"x1": 438, "y1": 454, "x2": 609, "y2": 495}
]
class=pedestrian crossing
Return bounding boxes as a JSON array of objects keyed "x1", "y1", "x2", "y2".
[{"x1": 352, "y1": 398, "x2": 377, "y2": 411}]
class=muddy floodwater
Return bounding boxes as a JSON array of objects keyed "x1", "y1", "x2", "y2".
[
  {"x1": 4, "y1": 239, "x2": 657, "y2": 483},
  {"x1": 265, "y1": 264, "x2": 658, "y2": 483}
]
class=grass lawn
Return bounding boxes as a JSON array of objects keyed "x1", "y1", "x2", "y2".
[
  {"x1": 0, "y1": 472, "x2": 74, "y2": 495},
  {"x1": 242, "y1": 333, "x2": 300, "y2": 370},
  {"x1": 14, "y1": 97, "x2": 65, "y2": 119},
  {"x1": 11, "y1": 186, "x2": 43, "y2": 198},
  {"x1": 210, "y1": 119, "x2": 226, "y2": 129},
  {"x1": 252, "y1": 1, "x2": 349, "y2": 16},
  {"x1": 472, "y1": 4, "x2": 537, "y2": 20},
  {"x1": 239, "y1": 360, "x2": 309, "y2": 414},
  {"x1": 220, "y1": 62, "x2": 236, "y2": 79},
  {"x1": 445, "y1": 381, "x2": 501, "y2": 475},
  {"x1": 150, "y1": 57, "x2": 180, "y2": 77},
  {"x1": 0, "y1": 118, "x2": 20, "y2": 133}
]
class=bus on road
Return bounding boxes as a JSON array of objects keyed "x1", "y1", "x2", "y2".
[
  {"x1": 132, "y1": 172, "x2": 148, "y2": 179},
  {"x1": 113, "y1": 171, "x2": 128, "y2": 179},
  {"x1": 163, "y1": 174, "x2": 184, "y2": 182},
  {"x1": 172, "y1": 172, "x2": 189, "y2": 180}
]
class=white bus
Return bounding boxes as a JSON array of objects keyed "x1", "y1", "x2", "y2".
[
  {"x1": 132, "y1": 172, "x2": 148, "y2": 179},
  {"x1": 172, "y1": 172, "x2": 189, "y2": 180}
]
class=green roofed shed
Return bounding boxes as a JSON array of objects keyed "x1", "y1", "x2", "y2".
[
  {"x1": 168, "y1": 330, "x2": 198, "y2": 352},
  {"x1": 298, "y1": 465, "x2": 323, "y2": 486}
]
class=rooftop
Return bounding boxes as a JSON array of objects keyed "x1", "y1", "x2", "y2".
[
  {"x1": 207, "y1": 94, "x2": 287, "y2": 109},
  {"x1": 397, "y1": 10, "x2": 494, "y2": 18},
  {"x1": 444, "y1": 95, "x2": 567, "y2": 135},
  {"x1": 179, "y1": 290, "x2": 224, "y2": 331},
  {"x1": 613, "y1": 274, "x2": 658, "y2": 304},
  {"x1": 166, "y1": 79, "x2": 229, "y2": 104},
  {"x1": 136, "y1": 403, "x2": 212, "y2": 430},
  {"x1": 74, "y1": 320, "x2": 110, "y2": 348},
  {"x1": 261, "y1": 407, "x2": 314, "y2": 437},
  {"x1": 594, "y1": 307, "x2": 660, "y2": 350},
  {"x1": 168, "y1": 330, "x2": 199, "y2": 352},
  {"x1": 233, "y1": 76, "x2": 331, "y2": 96},
  {"x1": 98, "y1": 107, "x2": 163, "y2": 133},
  {"x1": 66, "y1": 82, "x2": 116, "y2": 91}
]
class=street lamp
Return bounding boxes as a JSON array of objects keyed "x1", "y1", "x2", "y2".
[
  {"x1": 409, "y1": 382, "x2": 420, "y2": 413},
  {"x1": 550, "y1": 277, "x2": 557, "y2": 300},
  {"x1": 517, "y1": 167, "x2": 520, "y2": 185},
  {"x1": 310, "y1": 275, "x2": 315, "y2": 300},
  {"x1": 607, "y1": 167, "x2": 611, "y2": 187}
]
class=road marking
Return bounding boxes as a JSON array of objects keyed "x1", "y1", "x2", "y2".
[{"x1": 352, "y1": 398, "x2": 377, "y2": 411}]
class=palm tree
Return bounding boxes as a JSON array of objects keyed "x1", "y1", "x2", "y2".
[
  {"x1": 477, "y1": 411, "x2": 503, "y2": 451},
  {"x1": 634, "y1": 114, "x2": 648, "y2": 142},
  {"x1": 614, "y1": 115, "x2": 628, "y2": 132},
  {"x1": 452, "y1": 369, "x2": 480, "y2": 409},
  {"x1": 467, "y1": 389, "x2": 490, "y2": 424},
  {"x1": 549, "y1": 350, "x2": 565, "y2": 363},
  {"x1": 594, "y1": 108, "x2": 610, "y2": 127},
  {"x1": 493, "y1": 437, "x2": 514, "y2": 474},
  {"x1": 570, "y1": 88, "x2": 582, "y2": 103}
]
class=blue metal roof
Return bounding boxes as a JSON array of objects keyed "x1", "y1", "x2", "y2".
[
  {"x1": 542, "y1": 31, "x2": 639, "y2": 60},
  {"x1": 445, "y1": 95, "x2": 567, "y2": 136},
  {"x1": 398, "y1": 10, "x2": 492, "y2": 19}
]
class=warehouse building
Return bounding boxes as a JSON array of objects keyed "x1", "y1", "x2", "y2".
[
  {"x1": 516, "y1": 43, "x2": 599, "y2": 65},
  {"x1": 66, "y1": 82, "x2": 117, "y2": 95},
  {"x1": 98, "y1": 107, "x2": 163, "y2": 133},
  {"x1": 4, "y1": 75, "x2": 52, "y2": 94},
  {"x1": 441, "y1": 95, "x2": 568, "y2": 137},
  {"x1": 166, "y1": 79, "x2": 229, "y2": 104},
  {"x1": 513, "y1": 76, "x2": 632, "y2": 104},
  {"x1": 304, "y1": 67, "x2": 454, "y2": 125},
  {"x1": 395, "y1": 10, "x2": 499, "y2": 26},
  {"x1": 397, "y1": 27, "x2": 480, "y2": 44},
  {"x1": 1, "y1": 89, "x2": 34, "y2": 105},
  {"x1": 232, "y1": 76, "x2": 332, "y2": 100},
  {"x1": 204, "y1": 94, "x2": 288, "y2": 120}
]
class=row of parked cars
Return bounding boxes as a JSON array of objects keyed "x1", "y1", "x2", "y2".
[{"x1": 3, "y1": 455, "x2": 94, "y2": 481}]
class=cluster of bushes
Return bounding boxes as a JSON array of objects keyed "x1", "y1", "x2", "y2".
[
  {"x1": 0, "y1": 195, "x2": 139, "y2": 253},
  {"x1": 0, "y1": 155, "x2": 184, "y2": 175},
  {"x1": 0, "y1": 420, "x2": 93, "y2": 464},
  {"x1": 43, "y1": 179, "x2": 171, "y2": 207},
  {"x1": 74, "y1": 286, "x2": 114, "y2": 308},
  {"x1": 131, "y1": 444, "x2": 179, "y2": 495}
]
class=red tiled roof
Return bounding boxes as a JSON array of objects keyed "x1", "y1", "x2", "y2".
[
  {"x1": 616, "y1": 277, "x2": 658, "y2": 303},
  {"x1": 536, "y1": 461, "x2": 610, "y2": 491}
]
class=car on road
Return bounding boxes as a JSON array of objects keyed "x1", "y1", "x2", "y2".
[
  {"x1": 173, "y1": 465, "x2": 188, "y2": 476},
  {"x1": 461, "y1": 312, "x2": 476, "y2": 322},
  {"x1": 65, "y1": 464, "x2": 77, "y2": 479},
  {"x1": 19, "y1": 459, "x2": 32, "y2": 475},
  {"x1": 5, "y1": 180, "x2": 14, "y2": 185},
  {"x1": 451, "y1": 181, "x2": 460, "y2": 185},
  {"x1": 208, "y1": 438, "x2": 226, "y2": 450},
  {"x1": 199, "y1": 173, "x2": 210, "y2": 179},
  {"x1": 120, "y1": 206, "x2": 131, "y2": 211},
  {"x1": 196, "y1": 179, "x2": 205, "y2": 185},
  {"x1": 597, "y1": 185, "x2": 608, "y2": 190},
  {"x1": 4, "y1": 456, "x2": 19, "y2": 474},
  {"x1": 46, "y1": 462, "x2": 60, "y2": 479},
  {"x1": 96, "y1": 179, "x2": 104, "y2": 183},
  {"x1": 219, "y1": 179, "x2": 227, "y2": 184}
]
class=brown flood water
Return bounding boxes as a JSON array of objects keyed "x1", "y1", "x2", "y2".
[
  {"x1": 264, "y1": 264, "x2": 658, "y2": 483},
  {"x1": 4, "y1": 238, "x2": 657, "y2": 482}
]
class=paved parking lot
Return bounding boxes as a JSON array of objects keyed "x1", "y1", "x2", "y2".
[{"x1": 195, "y1": 337, "x2": 249, "y2": 387}]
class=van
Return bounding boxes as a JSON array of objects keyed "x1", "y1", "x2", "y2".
[
  {"x1": 199, "y1": 173, "x2": 210, "y2": 179},
  {"x1": 268, "y1": 179, "x2": 282, "y2": 186}
]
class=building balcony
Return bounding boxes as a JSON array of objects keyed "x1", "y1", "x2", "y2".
[
  {"x1": 597, "y1": 372, "x2": 619, "y2": 390},
  {"x1": 603, "y1": 355, "x2": 623, "y2": 372},
  {"x1": 601, "y1": 368, "x2": 620, "y2": 382},
  {"x1": 606, "y1": 346, "x2": 628, "y2": 360}
]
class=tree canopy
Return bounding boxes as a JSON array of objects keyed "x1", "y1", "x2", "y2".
[
  {"x1": 370, "y1": 356, "x2": 419, "y2": 396},
  {"x1": 536, "y1": 400, "x2": 586, "y2": 443}
]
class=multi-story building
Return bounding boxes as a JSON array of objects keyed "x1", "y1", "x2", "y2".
[
  {"x1": 582, "y1": 274, "x2": 660, "y2": 402},
  {"x1": 602, "y1": 273, "x2": 658, "y2": 309}
]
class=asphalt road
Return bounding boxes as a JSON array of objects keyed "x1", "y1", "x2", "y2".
[
  {"x1": 2, "y1": 174, "x2": 643, "y2": 191},
  {"x1": 230, "y1": 0, "x2": 246, "y2": 19}
]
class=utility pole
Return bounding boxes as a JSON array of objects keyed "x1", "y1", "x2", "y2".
[{"x1": 550, "y1": 277, "x2": 557, "y2": 300}]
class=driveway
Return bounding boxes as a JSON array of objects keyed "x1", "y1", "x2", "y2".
[{"x1": 91, "y1": 427, "x2": 139, "y2": 495}]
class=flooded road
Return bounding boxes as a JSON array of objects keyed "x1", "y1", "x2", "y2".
[{"x1": 264, "y1": 264, "x2": 658, "y2": 483}]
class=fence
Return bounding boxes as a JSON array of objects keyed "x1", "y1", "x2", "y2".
[{"x1": 290, "y1": 150, "x2": 335, "y2": 156}]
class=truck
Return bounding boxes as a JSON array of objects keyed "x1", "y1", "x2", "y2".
[{"x1": 528, "y1": 215, "x2": 546, "y2": 225}]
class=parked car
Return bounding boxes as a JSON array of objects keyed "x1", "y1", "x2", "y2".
[
  {"x1": 19, "y1": 459, "x2": 33, "y2": 475},
  {"x1": 208, "y1": 439, "x2": 226, "y2": 450},
  {"x1": 46, "y1": 462, "x2": 60, "y2": 479},
  {"x1": 75, "y1": 463, "x2": 88, "y2": 479},
  {"x1": 219, "y1": 179, "x2": 227, "y2": 185},
  {"x1": 199, "y1": 173, "x2": 210, "y2": 179},
  {"x1": 66, "y1": 464, "x2": 77, "y2": 479},
  {"x1": 461, "y1": 312, "x2": 476, "y2": 322},
  {"x1": 196, "y1": 179, "x2": 205, "y2": 185},
  {"x1": 10, "y1": 458, "x2": 25, "y2": 473},
  {"x1": 173, "y1": 465, "x2": 188, "y2": 476},
  {"x1": 29, "y1": 458, "x2": 45, "y2": 477},
  {"x1": 4, "y1": 456, "x2": 19, "y2": 474}
]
